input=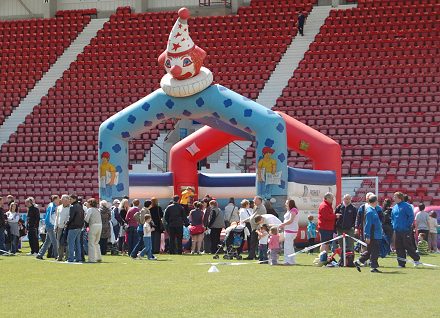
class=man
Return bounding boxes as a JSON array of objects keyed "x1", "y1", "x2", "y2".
[
  {"x1": 354, "y1": 195, "x2": 383, "y2": 273},
  {"x1": 55, "y1": 194, "x2": 71, "y2": 261},
  {"x1": 392, "y1": 192, "x2": 421, "y2": 267},
  {"x1": 318, "y1": 192, "x2": 335, "y2": 252},
  {"x1": 254, "y1": 214, "x2": 282, "y2": 228},
  {"x1": 224, "y1": 197, "x2": 239, "y2": 227},
  {"x1": 335, "y1": 194, "x2": 357, "y2": 258},
  {"x1": 25, "y1": 197, "x2": 40, "y2": 256},
  {"x1": 164, "y1": 195, "x2": 186, "y2": 254},
  {"x1": 65, "y1": 194, "x2": 84, "y2": 263},
  {"x1": 245, "y1": 196, "x2": 266, "y2": 260},
  {"x1": 355, "y1": 192, "x2": 383, "y2": 240},
  {"x1": 36, "y1": 195, "x2": 60, "y2": 260},
  {"x1": 125, "y1": 199, "x2": 141, "y2": 255},
  {"x1": 298, "y1": 11, "x2": 306, "y2": 36},
  {"x1": 0, "y1": 197, "x2": 6, "y2": 254}
]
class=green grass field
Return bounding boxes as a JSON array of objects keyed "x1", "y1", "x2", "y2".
[{"x1": 2, "y1": 244, "x2": 440, "y2": 318}]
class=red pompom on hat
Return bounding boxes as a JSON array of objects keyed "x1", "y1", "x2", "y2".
[{"x1": 262, "y1": 147, "x2": 275, "y2": 154}]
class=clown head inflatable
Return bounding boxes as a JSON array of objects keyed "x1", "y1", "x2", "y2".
[{"x1": 158, "y1": 8, "x2": 213, "y2": 97}]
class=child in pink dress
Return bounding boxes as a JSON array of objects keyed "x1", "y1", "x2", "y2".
[{"x1": 268, "y1": 227, "x2": 280, "y2": 265}]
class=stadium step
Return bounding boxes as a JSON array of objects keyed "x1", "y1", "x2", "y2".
[{"x1": 0, "y1": 18, "x2": 109, "y2": 146}]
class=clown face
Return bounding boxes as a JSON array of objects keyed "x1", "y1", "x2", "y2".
[{"x1": 164, "y1": 54, "x2": 196, "y2": 80}]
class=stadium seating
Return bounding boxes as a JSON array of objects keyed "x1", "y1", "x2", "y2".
[
  {"x1": 269, "y1": 0, "x2": 440, "y2": 204},
  {"x1": 0, "y1": 15, "x2": 91, "y2": 126},
  {"x1": 0, "y1": 0, "x2": 315, "y2": 207}
]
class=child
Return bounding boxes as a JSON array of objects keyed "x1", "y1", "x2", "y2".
[
  {"x1": 306, "y1": 215, "x2": 317, "y2": 254},
  {"x1": 268, "y1": 226, "x2": 280, "y2": 265},
  {"x1": 417, "y1": 233, "x2": 429, "y2": 255},
  {"x1": 428, "y1": 211, "x2": 439, "y2": 253},
  {"x1": 354, "y1": 195, "x2": 382, "y2": 273},
  {"x1": 256, "y1": 224, "x2": 269, "y2": 263},
  {"x1": 137, "y1": 214, "x2": 156, "y2": 260}
]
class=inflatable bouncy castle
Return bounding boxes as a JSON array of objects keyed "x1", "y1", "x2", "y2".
[{"x1": 98, "y1": 8, "x2": 342, "y2": 210}]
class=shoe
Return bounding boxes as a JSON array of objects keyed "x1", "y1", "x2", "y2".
[
  {"x1": 148, "y1": 257, "x2": 157, "y2": 260},
  {"x1": 26, "y1": 252, "x2": 33, "y2": 256},
  {"x1": 96, "y1": 259, "x2": 102, "y2": 263},
  {"x1": 371, "y1": 268, "x2": 381, "y2": 273},
  {"x1": 35, "y1": 255, "x2": 43, "y2": 260},
  {"x1": 413, "y1": 261, "x2": 422, "y2": 267},
  {"x1": 354, "y1": 261, "x2": 362, "y2": 272},
  {"x1": 398, "y1": 265, "x2": 405, "y2": 268}
]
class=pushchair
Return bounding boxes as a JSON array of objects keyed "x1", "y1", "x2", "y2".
[{"x1": 213, "y1": 224, "x2": 246, "y2": 260}]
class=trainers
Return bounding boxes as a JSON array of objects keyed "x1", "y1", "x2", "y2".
[
  {"x1": 413, "y1": 261, "x2": 422, "y2": 267},
  {"x1": 371, "y1": 268, "x2": 381, "y2": 273},
  {"x1": 398, "y1": 265, "x2": 405, "y2": 268},
  {"x1": 354, "y1": 261, "x2": 362, "y2": 272},
  {"x1": 35, "y1": 255, "x2": 43, "y2": 260}
]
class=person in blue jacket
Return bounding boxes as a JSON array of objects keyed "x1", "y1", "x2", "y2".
[
  {"x1": 36, "y1": 195, "x2": 60, "y2": 260},
  {"x1": 391, "y1": 192, "x2": 421, "y2": 268},
  {"x1": 354, "y1": 195, "x2": 383, "y2": 273}
]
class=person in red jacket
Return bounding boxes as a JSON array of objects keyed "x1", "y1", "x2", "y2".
[{"x1": 318, "y1": 192, "x2": 336, "y2": 253}]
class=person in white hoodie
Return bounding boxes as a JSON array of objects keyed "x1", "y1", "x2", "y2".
[
  {"x1": 85, "y1": 198, "x2": 102, "y2": 263},
  {"x1": 6, "y1": 202, "x2": 20, "y2": 254},
  {"x1": 55, "y1": 194, "x2": 71, "y2": 261}
]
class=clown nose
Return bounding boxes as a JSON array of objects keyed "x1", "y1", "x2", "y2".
[{"x1": 170, "y1": 65, "x2": 182, "y2": 77}]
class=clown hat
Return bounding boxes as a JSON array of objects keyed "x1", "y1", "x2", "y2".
[{"x1": 167, "y1": 7, "x2": 194, "y2": 56}]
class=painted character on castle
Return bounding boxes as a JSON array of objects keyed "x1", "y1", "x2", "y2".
[
  {"x1": 257, "y1": 147, "x2": 280, "y2": 199},
  {"x1": 100, "y1": 152, "x2": 117, "y2": 201}
]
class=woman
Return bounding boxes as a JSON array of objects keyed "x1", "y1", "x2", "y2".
[
  {"x1": 208, "y1": 200, "x2": 225, "y2": 254},
  {"x1": 279, "y1": 199, "x2": 300, "y2": 265},
  {"x1": 85, "y1": 198, "x2": 102, "y2": 263},
  {"x1": 239, "y1": 199, "x2": 252, "y2": 253},
  {"x1": 189, "y1": 201, "x2": 204, "y2": 254},
  {"x1": 6, "y1": 202, "x2": 20, "y2": 254},
  {"x1": 149, "y1": 197, "x2": 164, "y2": 254},
  {"x1": 99, "y1": 200, "x2": 112, "y2": 255},
  {"x1": 117, "y1": 199, "x2": 129, "y2": 254}
]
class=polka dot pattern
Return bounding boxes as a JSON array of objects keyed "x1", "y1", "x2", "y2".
[
  {"x1": 127, "y1": 115, "x2": 136, "y2": 124},
  {"x1": 276, "y1": 123, "x2": 284, "y2": 133},
  {"x1": 166, "y1": 99, "x2": 175, "y2": 109},
  {"x1": 229, "y1": 118, "x2": 237, "y2": 125},
  {"x1": 223, "y1": 99, "x2": 232, "y2": 108},
  {"x1": 183, "y1": 110, "x2": 192, "y2": 116},
  {"x1": 156, "y1": 113, "x2": 165, "y2": 120},
  {"x1": 196, "y1": 97, "x2": 205, "y2": 107},
  {"x1": 144, "y1": 120, "x2": 153, "y2": 127},
  {"x1": 112, "y1": 144, "x2": 122, "y2": 153},
  {"x1": 244, "y1": 109, "x2": 252, "y2": 117},
  {"x1": 142, "y1": 103, "x2": 150, "y2": 111},
  {"x1": 107, "y1": 122, "x2": 115, "y2": 130},
  {"x1": 116, "y1": 165, "x2": 123, "y2": 173},
  {"x1": 121, "y1": 131, "x2": 130, "y2": 138},
  {"x1": 265, "y1": 138, "x2": 274, "y2": 147},
  {"x1": 278, "y1": 153, "x2": 286, "y2": 163},
  {"x1": 116, "y1": 183, "x2": 124, "y2": 192}
]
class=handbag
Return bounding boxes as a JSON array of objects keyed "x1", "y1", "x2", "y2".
[{"x1": 189, "y1": 224, "x2": 205, "y2": 235}]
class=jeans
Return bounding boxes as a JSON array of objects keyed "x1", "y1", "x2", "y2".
[
  {"x1": 127, "y1": 226, "x2": 138, "y2": 255},
  {"x1": 130, "y1": 229, "x2": 144, "y2": 258},
  {"x1": 152, "y1": 231, "x2": 162, "y2": 254},
  {"x1": 27, "y1": 227, "x2": 39, "y2": 254},
  {"x1": 56, "y1": 228, "x2": 67, "y2": 260},
  {"x1": 37, "y1": 228, "x2": 58, "y2": 259},
  {"x1": 139, "y1": 236, "x2": 153, "y2": 259},
  {"x1": 258, "y1": 244, "x2": 268, "y2": 261},
  {"x1": 10, "y1": 235, "x2": 19, "y2": 254},
  {"x1": 67, "y1": 228, "x2": 82, "y2": 262}
]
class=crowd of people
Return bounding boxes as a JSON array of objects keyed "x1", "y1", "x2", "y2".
[{"x1": 0, "y1": 191, "x2": 438, "y2": 271}]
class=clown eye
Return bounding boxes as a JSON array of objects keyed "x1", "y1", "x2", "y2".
[
  {"x1": 165, "y1": 59, "x2": 171, "y2": 68},
  {"x1": 182, "y1": 57, "x2": 192, "y2": 67}
]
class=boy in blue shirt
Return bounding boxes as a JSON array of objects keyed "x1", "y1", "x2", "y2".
[
  {"x1": 354, "y1": 195, "x2": 383, "y2": 273},
  {"x1": 306, "y1": 215, "x2": 317, "y2": 254}
]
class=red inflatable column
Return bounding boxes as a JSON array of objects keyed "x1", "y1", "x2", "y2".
[
  {"x1": 277, "y1": 112, "x2": 342, "y2": 204},
  {"x1": 169, "y1": 126, "x2": 244, "y2": 197}
]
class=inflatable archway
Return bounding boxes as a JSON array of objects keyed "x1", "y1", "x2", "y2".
[{"x1": 98, "y1": 7, "x2": 341, "y2": 205}]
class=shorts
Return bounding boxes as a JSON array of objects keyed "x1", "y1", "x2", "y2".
[{"x1": 319, "y1": 229, "x2": 334, "y2": 243}]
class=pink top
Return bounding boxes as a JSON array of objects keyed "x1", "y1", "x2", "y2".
[
  {"x1": 268, "y1": 234, "x2": 280, "y2": 250},
  {"x1": 125, "y1": 207, "x2": 140, "y2": 227}
]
